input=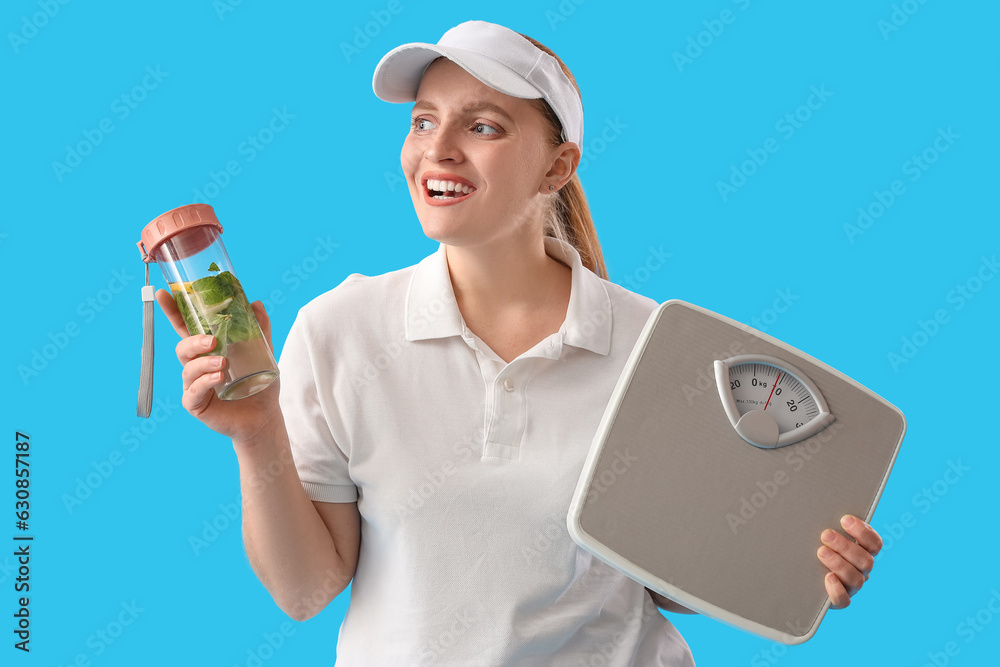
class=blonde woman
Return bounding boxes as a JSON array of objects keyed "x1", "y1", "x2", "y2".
[{"x1": 157, "y1": 20, "x2": 881, "y2": 665}]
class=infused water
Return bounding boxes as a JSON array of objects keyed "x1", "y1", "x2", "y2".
[{"x1": 170, "y1": 270, "x2": 278, "y2": 399}]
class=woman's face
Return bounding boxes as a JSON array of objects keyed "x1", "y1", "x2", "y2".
[{"x1": 401, "y1": 58, "x2": 561, "y2": 248}]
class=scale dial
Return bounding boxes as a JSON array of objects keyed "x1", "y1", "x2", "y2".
[{"x1": 714, "y1": 354, "x2": 835, "y2": 449}]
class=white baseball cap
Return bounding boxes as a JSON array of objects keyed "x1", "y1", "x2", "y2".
[{"x1": 372, "y1": 20, "x2": 584, "y2": 146}]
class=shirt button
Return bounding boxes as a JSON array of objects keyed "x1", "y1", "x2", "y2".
[{"x1": 502, "y1": 378, "x2": 514, "y2": 392}]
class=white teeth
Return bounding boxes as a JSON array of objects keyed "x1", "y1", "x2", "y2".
[{"x1": 425, "y1": 179, "x2": 474, "y2": 195}]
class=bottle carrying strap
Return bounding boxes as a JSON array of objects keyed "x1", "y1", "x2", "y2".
[{"x1": 137, "y1": 262, "x2": 155, "y2": 418}]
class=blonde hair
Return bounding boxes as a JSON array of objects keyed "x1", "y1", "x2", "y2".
[{"x1": 518, "y1": 34, "x2": 607, "y2": 281}]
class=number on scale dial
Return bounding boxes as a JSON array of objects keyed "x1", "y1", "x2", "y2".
[{"x1": 713, "y1": 354, "x2": 835, "y2": 449}]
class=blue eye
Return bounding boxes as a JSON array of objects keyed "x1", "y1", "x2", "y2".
[{"x1": 412, "y1": 117, "x2": 436, "y2": 131}]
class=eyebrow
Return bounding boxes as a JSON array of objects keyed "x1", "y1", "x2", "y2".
[{"x1": 412, "y1": 99, "x2": 515, "y2": 124}]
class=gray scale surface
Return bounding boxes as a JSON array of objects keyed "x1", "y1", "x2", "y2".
[{"x1": 568, "y1": 300, "x2": 906, "y2": 643}]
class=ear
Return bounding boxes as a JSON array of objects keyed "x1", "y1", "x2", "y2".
[{"x1": 540, "y1": 141, "x2": 581, "y2": 193}]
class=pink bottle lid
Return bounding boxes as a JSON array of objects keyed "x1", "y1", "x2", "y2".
[{"x1": 137, "y1": 203, "x2": 224, "y2": 263}]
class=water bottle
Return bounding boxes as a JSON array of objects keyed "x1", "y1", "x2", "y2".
[{"x1": 137, "y1": 203, "x2": 278, "y2": 406}]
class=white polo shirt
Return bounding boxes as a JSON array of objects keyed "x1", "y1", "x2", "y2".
[{"x1": 278, "y1": 236, "x2": 695, "y2": 666}]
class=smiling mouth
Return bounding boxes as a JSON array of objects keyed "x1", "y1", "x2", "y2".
[{"x1": 424, "y1": 178, "x2": 477, "y2": 200}]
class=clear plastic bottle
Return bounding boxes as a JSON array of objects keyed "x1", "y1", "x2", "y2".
[{"x1": 138, "y1": 203, "x2": 278, "y2": 400}]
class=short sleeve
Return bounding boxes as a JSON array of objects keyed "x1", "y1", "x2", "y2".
[{"x1": 277, "y1": 306, "x2": 359, "y2": 503}]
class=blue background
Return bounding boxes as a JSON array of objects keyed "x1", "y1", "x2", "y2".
[{"x1": 2, "y1": 0, "x2": 997, "y2": 665}]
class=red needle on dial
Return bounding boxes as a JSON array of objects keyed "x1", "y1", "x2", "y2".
[{"x1": 763, "y1": 372, "x2": 781, "y2": 411}]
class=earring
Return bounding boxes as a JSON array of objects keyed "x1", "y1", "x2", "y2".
[{"x1": 549, "y1": 185, "x2": 555, "y2": 190}]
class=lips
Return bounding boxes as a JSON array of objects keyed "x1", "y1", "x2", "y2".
[{"x1": 420, "y1": 173, "x2": 477, "y2": 207}]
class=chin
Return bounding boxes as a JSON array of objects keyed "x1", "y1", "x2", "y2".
[
  {"x1": 416, "y1": 217, "x2": 462, "y2": 245},
  {"x1": 417, "y1": 219, "x2": 493, "y2": 249}
]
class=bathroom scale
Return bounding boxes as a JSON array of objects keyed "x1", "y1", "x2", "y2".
[{"x1": 567, "y1": 300, "x2": 905, "y2": 644}]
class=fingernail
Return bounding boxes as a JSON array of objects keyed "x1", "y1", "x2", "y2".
[
  {"x1": 202, "y1": 336, "x2": 214, "y2": 348},
  {"x1": 821, "y1": 529, "x2": 836, "y2": 544},
  {"x1": 842, "y1": 515, "x2": 856, "y2": 528},
  {"x1": 212, "y1": 357, "x2": 223, "y2": 368},
  {"x1": 818, "y1": 546, "x2": 832, "y2": 558}
]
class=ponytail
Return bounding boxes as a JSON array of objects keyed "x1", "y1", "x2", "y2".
[
  {"x1": 518, "y1": 34, "x2": 608, "y2": 281},
  {"x1": 550, "y1": 175, "x2": 606, "y2": 280}
]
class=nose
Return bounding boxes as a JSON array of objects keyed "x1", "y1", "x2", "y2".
[{"x1": 424, "y1": 123, "x2": 464, "y2": 163}]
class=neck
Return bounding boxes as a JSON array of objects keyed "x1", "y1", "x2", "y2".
[{"x1": 444, "y1": 232, "x2": 570, "y2": 316}]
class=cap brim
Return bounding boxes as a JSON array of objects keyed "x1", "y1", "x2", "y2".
[{"x1": 373, "y1": 43, "x2": 543, "y2": 103}]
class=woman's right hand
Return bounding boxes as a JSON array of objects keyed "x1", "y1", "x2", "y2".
[{"x1": 155, "y1": 289, "x2": 282, "y2": 444}]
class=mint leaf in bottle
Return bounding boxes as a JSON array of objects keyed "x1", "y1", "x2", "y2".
[
  {"x1": 209, "y1": 312, "x2": 232, "y2": 355},
  {"x1": 176, "y1": 271, "x2": 262, "y2": 353}
]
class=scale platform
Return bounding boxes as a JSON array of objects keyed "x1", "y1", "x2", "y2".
[{"x1": 568, "y1": 300, "x2": 905, "y2": 644}]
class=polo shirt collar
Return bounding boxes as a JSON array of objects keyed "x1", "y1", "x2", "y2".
[{"x1": 404, "y1": 236, "x2": 612, "y2": 356}]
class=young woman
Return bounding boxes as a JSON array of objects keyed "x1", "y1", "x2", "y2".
[{"x1": 156, "y1": 20, "x2": 882, "y2": 665}]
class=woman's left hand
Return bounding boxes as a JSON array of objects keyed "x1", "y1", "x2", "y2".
[{"x1": 817, "y1": 514, "x2": 883, "y2": 609}]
